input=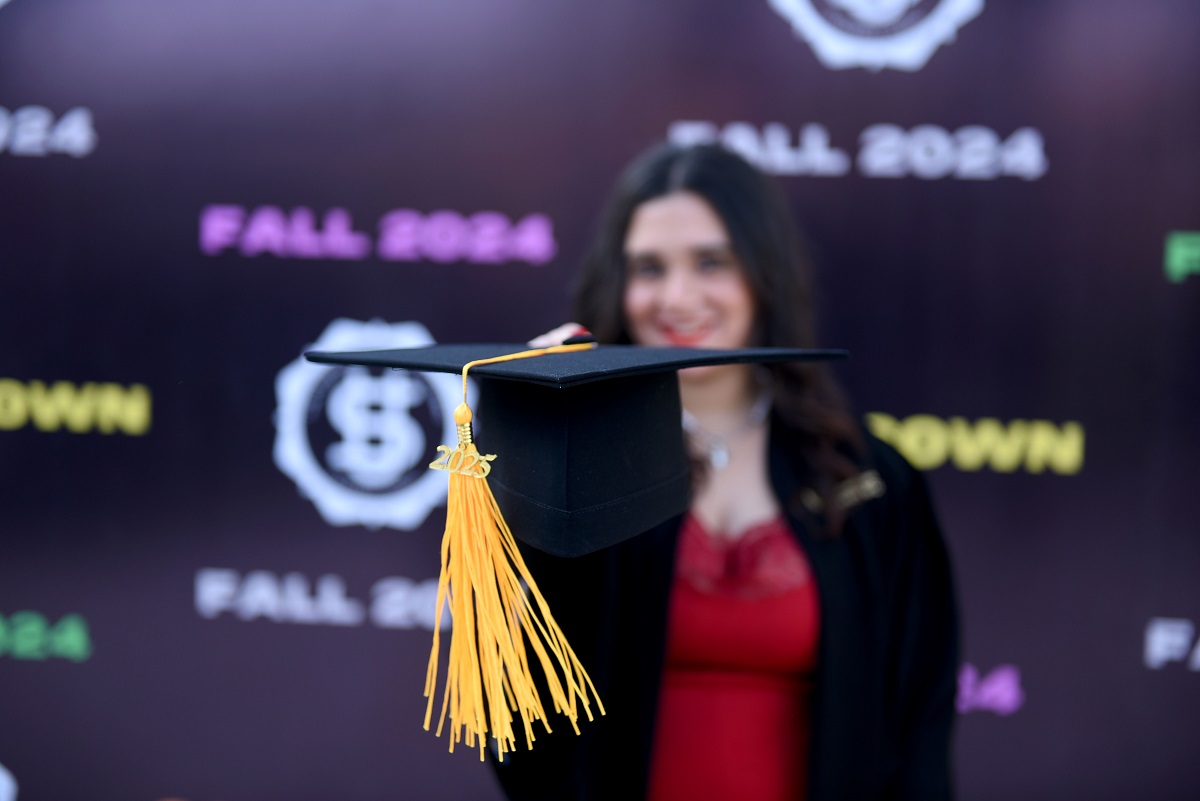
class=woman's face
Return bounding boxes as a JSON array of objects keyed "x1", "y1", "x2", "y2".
[{"x1": 621, "y1": 191, "x2": 756, "y2": 354}]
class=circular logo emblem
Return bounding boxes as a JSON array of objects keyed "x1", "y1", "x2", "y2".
[
  {"x1": 274, "y1": 318, "x2": 469, "y2": 530},
  {"x1": 768, "y1": 0, "x2": 984, "y2": 71}
]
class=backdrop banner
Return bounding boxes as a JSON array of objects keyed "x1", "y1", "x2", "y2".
[{"x1": 2, "y1": 1, "x2": 1198, "y2": 800}]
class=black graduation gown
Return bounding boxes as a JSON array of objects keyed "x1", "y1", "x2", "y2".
[{"x1": 491, "y1": 429, "x2": 960, "y2": 801}]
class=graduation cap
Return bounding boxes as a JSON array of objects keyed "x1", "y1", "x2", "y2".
[{"x1": 304, "y1": 340, "x2": 846, "y2": 759}]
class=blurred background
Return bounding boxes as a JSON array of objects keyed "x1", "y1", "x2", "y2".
[{"x1": 2, "y1": 1, "x2": 1199, "y2": 799}]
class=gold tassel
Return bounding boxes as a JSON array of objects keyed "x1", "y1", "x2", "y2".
[{"x1": 423, "y1": 343, "x2": 604, "y2": 760}]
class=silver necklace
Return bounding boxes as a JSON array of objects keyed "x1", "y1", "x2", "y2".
[{"x1": 680, "y1": 393, "x2": 771, "y2": 471}]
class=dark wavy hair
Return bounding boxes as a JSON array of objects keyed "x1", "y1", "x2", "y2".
[{"x1": 573, "y1": 142, "x2": 864, "y2": 534}]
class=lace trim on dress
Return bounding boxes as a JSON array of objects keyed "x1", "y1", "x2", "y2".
[{"x1": 675, "y1": 513, "x2": 811, "y2": 600}]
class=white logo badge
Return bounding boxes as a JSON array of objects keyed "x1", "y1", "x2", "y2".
[
  {"x1": 768, "y1": 0, "x2": 984, "y2": 71},
  {"x1": 274, "y1": 318, "x2": 467, "y2": 530},
  {"x1": 0, "y1": 762, "x2": 16, "y2": 801}
]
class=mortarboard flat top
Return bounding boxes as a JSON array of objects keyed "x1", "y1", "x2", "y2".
[
  {"x1": 304, "y1": 343, "x2": 847, "y2": 387},
  {"x1": 304, "y1": 344, "x2": 847, "y2": 556}
]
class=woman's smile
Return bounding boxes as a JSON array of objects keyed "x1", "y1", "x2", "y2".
[{"x1": 658, "y1": 321, "x2": 717, "y2": 347}]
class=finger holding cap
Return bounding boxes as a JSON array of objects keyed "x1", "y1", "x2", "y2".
[{"x1": 527, "y1": 322, "x2": 591, "y2": 348}]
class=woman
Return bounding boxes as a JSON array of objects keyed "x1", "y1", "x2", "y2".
[{"x1": 496, "y1": 143, "x2": 958, "y2": 801}]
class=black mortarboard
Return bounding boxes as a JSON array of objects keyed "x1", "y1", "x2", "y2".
[
  {"x1": 305, "y1": 342, "x2": 845, "y2": 557},
  {"x1": 304, "y1": 340, "x2": 847, "y2": 758}
]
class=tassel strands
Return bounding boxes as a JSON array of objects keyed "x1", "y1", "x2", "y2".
[{"x1": 423, "y1": 343, "x2": 604, "y2": 760}]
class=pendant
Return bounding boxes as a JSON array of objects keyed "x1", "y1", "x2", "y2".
[{"x1": 709, "y1": 442, "x2": 730, "y2": 471}]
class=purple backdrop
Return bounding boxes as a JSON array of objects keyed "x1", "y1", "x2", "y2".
[{"x1": 2, "y1": 1, "x2": 1199, "y2": 799}]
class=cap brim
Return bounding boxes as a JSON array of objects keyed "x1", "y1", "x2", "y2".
[{"x1": 304, "y1": 344, "x2": 847, "y2": 387}]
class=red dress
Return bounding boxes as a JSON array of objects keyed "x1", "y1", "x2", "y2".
[{"x1": 647, "y1": 513, "x2": 820, "y2": 801}]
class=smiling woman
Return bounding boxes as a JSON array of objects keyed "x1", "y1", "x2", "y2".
[
  {"x1": 576, "y1": 142, "x2": 859, "y2": 502},
  {"x1": 493, "y1": 143, "x2": 959, "y2": 801}
]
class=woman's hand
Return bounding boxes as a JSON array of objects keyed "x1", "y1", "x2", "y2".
[{"x1": 527, "y1": 322, "x2": 590, "y2": 348}]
